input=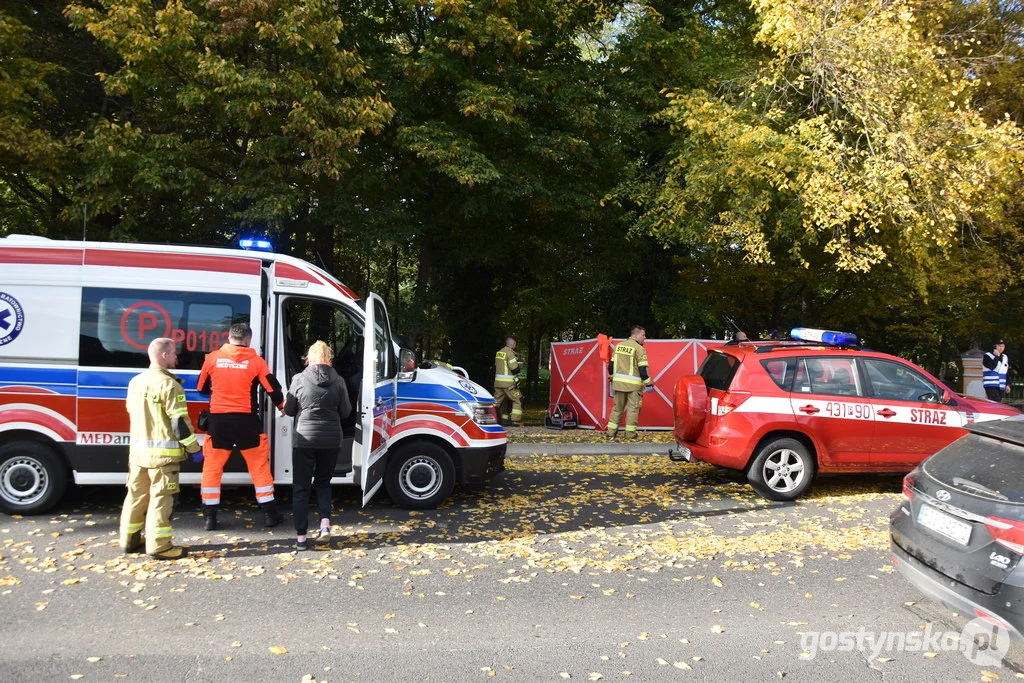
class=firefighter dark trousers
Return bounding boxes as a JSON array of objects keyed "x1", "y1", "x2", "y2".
[
  {"x1": 201, "y1": 433, "x2": 275, "y2": 506},
  {"x1": 120, "y1": 463, "x2": 180, "y2": 555}
]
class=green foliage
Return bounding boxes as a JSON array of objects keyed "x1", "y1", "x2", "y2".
[
  {"x1": 65, "y1": 0, "x2": 395, "y2": 239},
  {"x1": 2, "y1": 0, "x2": 1024, "y2": 378}
]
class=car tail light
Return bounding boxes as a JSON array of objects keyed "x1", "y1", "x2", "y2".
[
  {"x1": 716, "y1": 391, "x2": 750, "y2": 416},
  {"x1": 902, "y1": 473, "x2": 916, "y2": 502},
  {"x1": 984, "y1": 516, "x2": 1024, "y2": 555},
  {"x1": 973, "y1": 608, "x2": 1012, "y2": 631}
]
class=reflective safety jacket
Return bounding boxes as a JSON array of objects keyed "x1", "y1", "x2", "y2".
[
  {"x1": 983, "y1": 352, "x2": 1009, "y2": 390},
  {"x1": 610, "y1": 338, "x2": 651, "y2": 393},
  {"x1": 126, "y1": 365, "x2": 200, "y2": 467},
  {"x1": 198, "y1": 343, "x2": 284, "y2": 414},
  {"x1": 494, "y1": 345, "x2": 521, "y2": 389}
]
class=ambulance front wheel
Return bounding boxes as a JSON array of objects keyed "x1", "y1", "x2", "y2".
[
  {"x1": 0, "y1": 441, "x2": 69, "y2": 514},
  {"x1": 385, "y1": 442, "x2": 456, "y2": 510},
  {"x1": 747, "y1": 437, "x2": 815, "y2": 501}
]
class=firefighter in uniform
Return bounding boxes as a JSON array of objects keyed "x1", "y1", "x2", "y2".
[
  {"x1": 197, "y1": 322, "x2": 285, "y2": 530},
  {"x1": 606, "y1": 326, "x2": 653, "y2": 439},
  {"x1": 120, "y1": 337, "x2": 201, "y2": 560},
  {"x1": 494, "y1": 337, "x2": 523, "y2": 425},
  {"x1": 983, "y1": 339, "x2": 1010, "y2": 402}
]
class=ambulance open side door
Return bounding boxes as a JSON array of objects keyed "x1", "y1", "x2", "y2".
[{"x1": 355, "y1": 293, "x2": 397, "y2": 506}]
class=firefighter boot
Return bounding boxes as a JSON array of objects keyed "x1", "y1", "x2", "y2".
[
  {"x1": 203, "y1": 504, "x2": 218, "y2": 531},
  {"x1": 261, "y1": 501, "x2": 283, "y2": 528}
]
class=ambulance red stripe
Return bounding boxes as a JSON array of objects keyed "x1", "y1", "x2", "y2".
[
  {"x1": 0, "y1": 386, "x2": 60, "y2": 395},
  {"x1": 0, "y1": 409, "x2": 77, "y2": 441},
  {"x1": 0, "y1": 247, "x2": 83, "y2": 265},
  {"x1": 85, "y1": 249, "x2": 261, "y2": 275}
]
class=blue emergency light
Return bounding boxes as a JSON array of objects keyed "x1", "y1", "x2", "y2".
[
  {"x1": 238, "y1": 237, "x2": 274, "y2": 252},
  {"x1": 790, "y1": 327, "x2": 859, "y2": 346}
]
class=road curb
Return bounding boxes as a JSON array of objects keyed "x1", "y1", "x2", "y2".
[{"x1": 506, "y1": 442, "x2": 671, "y2": 456}]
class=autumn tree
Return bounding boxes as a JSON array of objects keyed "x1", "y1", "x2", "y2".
[
  {"x1": 0, "y1": 2, "x2": 113, "y2": 236},
  {"x1": 640, "y1": 0, "x2": 1023, "y2": 277},
  {"x1": 64, "y1": 0, "x2": 395, "y2": 260}
]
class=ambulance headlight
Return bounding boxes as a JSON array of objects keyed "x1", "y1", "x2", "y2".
[{"x1": 460, "y1": 401, "x2": 498, "y2": 425}]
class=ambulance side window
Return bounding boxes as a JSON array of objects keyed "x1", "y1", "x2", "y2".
[
  {"x1": 79, "y1": 288, "x2": 251, "y2": 370},
  {"x1": 281, "y1": 298, "x2": 361, "y2": 386}
]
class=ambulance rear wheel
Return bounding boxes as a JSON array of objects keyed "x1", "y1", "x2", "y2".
[
  {"x1": 0, "y1": 441, "x2": 68, "y2": 514},
  {"x1": 748, "y1": 438, "x2": 815, "y2": 501},
  {"x1": 385, "y1": 442, "x2": 455, "y2": 510}
]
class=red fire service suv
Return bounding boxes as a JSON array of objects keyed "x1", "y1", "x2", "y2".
[{"x1": 670, "y1": 329, "x2": 1019, "y2": 501}]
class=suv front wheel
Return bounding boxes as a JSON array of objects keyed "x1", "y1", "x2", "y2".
[{"x1": 748, "y1": 437, "x2": 815, "y2": 501}]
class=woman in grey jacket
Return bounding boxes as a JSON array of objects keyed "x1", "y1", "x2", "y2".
[{"x1": 284, "y1": 341, "x2": 352, "y2": 549}]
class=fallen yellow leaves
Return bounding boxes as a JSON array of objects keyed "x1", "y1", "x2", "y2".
[{"x1": 268, "y1": 645, "x2": 288, "y2": 655}]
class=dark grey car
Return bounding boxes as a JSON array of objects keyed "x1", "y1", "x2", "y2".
[{"x1": 890, "y1": 417, "x2": 1024, "y2": 642}]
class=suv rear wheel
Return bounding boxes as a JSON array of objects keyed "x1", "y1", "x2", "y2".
[{"x1": 747, "y1": 437, "x2": 814, "y2": 501}]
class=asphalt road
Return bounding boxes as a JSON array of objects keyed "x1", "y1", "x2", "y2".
[{"x1": 1, "y1": 454, "x2": 1022, "y2": 682}]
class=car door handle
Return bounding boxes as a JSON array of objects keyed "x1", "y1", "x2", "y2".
[
  {"x1": 877, "y1": 408, "x2": 897, "y2": 418},
  {"x1": 798, "y1": 405, "x2": 820, "y2": 414}
]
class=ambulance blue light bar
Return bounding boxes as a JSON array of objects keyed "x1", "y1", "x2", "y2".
[
  {"x1": 790, "y1": 327, "x2": 859, "y2": 346},
  {"x1": 239, "y1": 238, "x2": 274, "y2": 252}
]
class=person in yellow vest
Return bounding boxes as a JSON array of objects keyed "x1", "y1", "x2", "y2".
[
  {"x1": 119, "y1": 337, "x2": 202, "y2": 560},
  {"x1": 606, "y1": 325, "x2": 653, "y2": 439},
  {"x1": 494, "y1": 337, "x2": 523, "y2": 425}
]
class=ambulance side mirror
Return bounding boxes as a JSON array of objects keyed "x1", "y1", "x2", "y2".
[{"x1": 398, "y1": 348, "x2": 417, "y2": 383}]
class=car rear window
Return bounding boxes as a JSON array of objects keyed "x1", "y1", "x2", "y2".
[
  {"x1": 923, "y1": 433, "x2": 1024, "y2": 504},
  {"x1": 761, "y1": 358, "x2": 794, "y2": 391},
  {"x1": 698, "y1": 351, "x2": 740, "y2": 392}
]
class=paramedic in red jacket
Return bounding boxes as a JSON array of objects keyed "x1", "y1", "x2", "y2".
[{"x1": 197, "y1": 322, "x2": 284, "y2": 530}]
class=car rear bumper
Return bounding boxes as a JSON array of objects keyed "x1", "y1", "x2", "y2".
[
  {"x1": 457, "y1": 443, "x2": 506, "y2": 484},
  {"x1": 891, "y1": 539, "x2": 1024, "y2": 644},
  {"x1": 676, "y1": 441, "x2": 751, "y2": 470}
]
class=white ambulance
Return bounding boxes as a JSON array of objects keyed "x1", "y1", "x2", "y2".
[{"x1": 0, "y1": 235, "x2": 507, "y2": 514}]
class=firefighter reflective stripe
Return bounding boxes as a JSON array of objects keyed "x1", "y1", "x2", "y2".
[
  {"x1": 613, "y1": 373, "x2": 644, "y2": 386},
  {"x1": 496, "y1": 374, "x2": 516, "y2": 380},
  {"x1": 624, "y1": 424, "x2": 638, "y2": 433},
  {"x1": 125, "y1": 521, "x2": 144, "y2": 533},
  {"x1": 153, "y1": 526, "x2": 172, "y2": 539},
  {"x1": 130, "y1": 438, "x2": 182, "y2": 450},
  {"x1": 129, "y1": 439, "x2": 187, "y2": 456},
  {"x1": 201, "y1": 488, "x2": 221, "y2": 505},
  {"x1": 179, "y1": 433, "x2": 198, "y2": 449}
]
